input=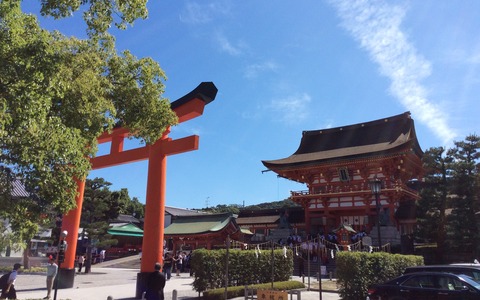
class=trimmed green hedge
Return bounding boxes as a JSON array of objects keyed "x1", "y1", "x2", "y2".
[
  {"x1": 190, "y1": 248, "x2": 293, "y2": 293},
  {"x1": 336, "y1": 252, "x2": 424, "y2": 300},
  {"x1": 203, "y1": 280, "x2": 305, "y2": 300}
]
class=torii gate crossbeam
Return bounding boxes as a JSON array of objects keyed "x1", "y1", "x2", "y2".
[{"x1": 56, "y1": 82, "x2": 217, "y2": 299}]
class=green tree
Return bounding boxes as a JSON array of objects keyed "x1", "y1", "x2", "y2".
[
  {"x1": 129, "y1": 197, "x2": 145, "y2": 219},
  {"x1": 415, "y1": 147, "x2": 451, "y2": 263},
  {"x1": 246, "y1": 199, "x2": 299, "y2": 210},
  {"x1": 0, "y1": 1, "x2": 176, "y2": 240},
  {"x1": 446, "y1": 134, "x2": 480, "y2": 259},
  {"x1": 113, "y1": 188, "x2": 145, "y2": 219},
  {"x1": 200, "y1": 204, "x2": 242, "y2": 215},
  {"x1": 0, "y1": 166, "x2": 55, "y2": 266},
  {"x1": 80, "y1": 177, "x2": 120, "y2": 273},
  {"x1": 37, "y1": 0, "x2": 148, "y2": 39}
]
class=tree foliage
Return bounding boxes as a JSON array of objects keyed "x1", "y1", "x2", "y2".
[
  {"x1": 415, "y1": 147, "x2": 451, "y2": 262},
  {"x1": 112, "y1": 188, "x2": 144, "y2": 219},
  {"x1": 446, "y1": 134, "x2": 480, "y2": 257},
  {"x1": 416, "y1": 134, "x2": 480, "y2": 261},
  {"x1": 0, "y1": 166, "x2": 51, "y2": 249},
  {"x1": 80, "y1": 178, "x2": 119, "y2": 247},
  {"x1": 196, "y1": 199, "x2": 299, "y2": 214},
  {"x1": 244, "y1": 199, "x2": 299, "y2": 210},
  {"x1": 37, "y1": 0, "x2": 148, "y2": 39},
  {"x1": 0, "y1": 0, "x2": 176, "y2": 240}
]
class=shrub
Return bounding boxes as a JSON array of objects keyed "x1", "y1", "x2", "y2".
[
  {"x1": 190, "y1": 248, "x2": 293, "y2": 293},
  {"x1": 336, "y1": 252, "x2": 423, "y2": 300}
]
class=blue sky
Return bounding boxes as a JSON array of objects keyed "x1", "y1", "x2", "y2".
[{"x1": 23, "y1": 1, "x2": 479, "y2": 209}]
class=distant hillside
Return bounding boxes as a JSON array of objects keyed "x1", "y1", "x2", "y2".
[
  {"x1": 193, "y1": 198, "x2": 299, "y2": 214},
  {"x1": 243, "y1": 199, "x2": 300, "y2": 210}
]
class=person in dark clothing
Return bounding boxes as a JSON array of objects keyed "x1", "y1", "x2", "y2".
[
  {"x1": 297, "y1": 255, "x2": 305, "y2": 277},
  {"x1": 162, "y1": 253, "x2": 173, "y2": 280},
  {"x1": 145, "y1": 262, "x2": 166, "y2": 300},
  {"x1": 1, "y1": 263, "x2": 21, "y2": 299}
]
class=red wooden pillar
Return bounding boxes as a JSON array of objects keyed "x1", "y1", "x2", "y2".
[
  {"x1": 141, "y1": 138, "x2": 168, "y2": 271},
  {"x1": 56, "y1": 179, "x2": 85, "y2": 287}
]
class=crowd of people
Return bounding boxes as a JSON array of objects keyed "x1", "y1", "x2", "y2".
[
  {"x1": 160, "y1": 251, "x2": 191, "y2": 280},
  {"x1": 279, "y1": 229, "x2": 369, "y2": 250}
]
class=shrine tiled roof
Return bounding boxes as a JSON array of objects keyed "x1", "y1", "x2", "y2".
[
  {"x1": 236, "y1": 215, "x2": 280, "y2": 225},
  {"x1": 164, "y1": 212, "x2": 237, "y2": 235},
  {"x1": 164, "y1": 206, "x2": 206, "y2": 217},
  {"x1": 10, "y1": 178, "x2": 30, "y2": 198},
  {"x1": 112, "y1": 214, "x2": 141, "y2": 224},
  {"x1": 107, "y1": 223, "x2": 144, "y2": 237},
  {"x1": 262, "y1": 112, "x2": 422, "y2": 169}
]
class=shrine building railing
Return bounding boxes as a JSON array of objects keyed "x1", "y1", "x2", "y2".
[{"x1": 291, "y1": 181, "x2": 418, "y2": 198}]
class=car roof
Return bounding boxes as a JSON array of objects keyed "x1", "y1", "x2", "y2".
[
  {"x1": 406, "y1": 264, "x2": 480, "y2": 270},
  {"x1": 407, "y1": 271, "x2": 463, "y2": 275},
  {"x1": 385, "y1": 272, "x2": 453, "y2": 282},
  {"x1": 385, "y1": 271, "x2": 474, "y2": 284}
]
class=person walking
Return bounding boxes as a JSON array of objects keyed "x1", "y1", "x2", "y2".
[
  {"x1": 162, "y1": 253, "x2": 173, "y2": 280},
  {"x1": 145, "y1": 262, "x2": 166, "y2": 300},
  {"x1": 0, "y1": 263, "x2": 21, "y2": 299},
  {"x1": 43, "y1": 256, "x2": 58, "y2": 299},
  {"x1": 77, "y1": 255, "x2": 85, "y2": 273},
  {"x1": 174, "y1": 252, "x2": 183, "y2": 276}
]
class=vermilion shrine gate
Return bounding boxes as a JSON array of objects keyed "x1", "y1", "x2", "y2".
[
  {"x1": 262, "y1": 112, "x2": 423, "y2": 250},
  {"x1": 57, "y1": 82, "x2": 217, "y2": 298}
]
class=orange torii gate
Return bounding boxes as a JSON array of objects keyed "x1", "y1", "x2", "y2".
[{"x1": 57, "y1": 82, "x2": 217, "y2": 297}]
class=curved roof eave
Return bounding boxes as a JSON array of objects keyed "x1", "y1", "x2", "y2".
[
  {"x1": 164, "y1": 213, "x2": 237, "y2": 235},
  {"x1": 263, "y1": 138, "x2": 418, "y2": 170},
  {"x1": 262, "y1": 112, "x2": 423, "y2": 170}
]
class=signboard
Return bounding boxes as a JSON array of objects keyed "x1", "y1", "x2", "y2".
[
  {"x1": 321, "y1": 265, "x2": 327, "y2": 275},
  {"x1": 257, "y1": 289, "x2": 288, "y2": 300}
]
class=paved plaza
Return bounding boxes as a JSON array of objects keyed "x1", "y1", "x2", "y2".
[{"x1": 12, "y1": 264, "x2": 341, "y2": 300}]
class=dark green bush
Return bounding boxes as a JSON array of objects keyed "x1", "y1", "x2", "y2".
[
  {"x1": 336, "y1": 252, "x2": 423, "y2": 300},
  {"x1": 191, "y1": 248, "x2": 293, "y2": 293},
  {"x1": 203, "y1": 280, "x2": 305, "y2": 300}
]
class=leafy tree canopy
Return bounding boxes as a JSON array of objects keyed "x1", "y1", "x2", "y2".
[
  {"x1": 36, "y1": 0, "x2": 148, "y2": 39},
  {"x1": 80, "y1": 178, "x2": 119, "y2": 250},
  {"x1": 0, "y1": 0, "x2": 176, "y2": 240},
  {"x1": 113, "y1": 188, "x2": 145, "y2": 219},
  {"x1": 416, "y1": 134, "x2": 480, "y2": 261}
]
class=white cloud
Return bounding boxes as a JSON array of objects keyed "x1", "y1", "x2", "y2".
[
  {"x1": 329, "y1": 0, "x2": 457, "y2": 145},
  {"x1": 179, "y1": 2, "x2": 231, "y2": 24},
  {"x1": 244, "y1": 61, "x2": 279, "y2": 79},
  {"x1": 268, "y1": 93, "x2": 312, "y2": 124},
  {"x1": 215, "y1": 31, "x2": 245, "y2": 56},
  {"x1": 216, "y1": 34, "x2": 241, "y2": 56}
]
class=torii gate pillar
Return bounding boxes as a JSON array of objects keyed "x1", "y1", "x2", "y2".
[{"x1": 55, "y1": 83, "x2": 218, "y2": 298}]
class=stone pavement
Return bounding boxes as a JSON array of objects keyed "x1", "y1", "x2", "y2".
[{"x1": 13, "y1": 264, "x2": 340, "y2": 300}]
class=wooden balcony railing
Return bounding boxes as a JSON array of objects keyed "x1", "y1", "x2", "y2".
[{"x1": 291, "y1": 181, "x2": 418, "y2": 198}]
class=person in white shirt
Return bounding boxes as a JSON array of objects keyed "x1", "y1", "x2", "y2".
[
  {"x1": 43, "y1": 256, "x2": 58, "y2": 299},
  {"x1": 77, "y1": 255, "x2": 85, "y2": 273}
]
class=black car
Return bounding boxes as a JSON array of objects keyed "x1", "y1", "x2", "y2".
[
  {"x1": 404, "y1": 264, "x2": 480, "y2": 282},
  {"x1": 366, "y1": 272, "x2": 480, "y2": 300}
]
